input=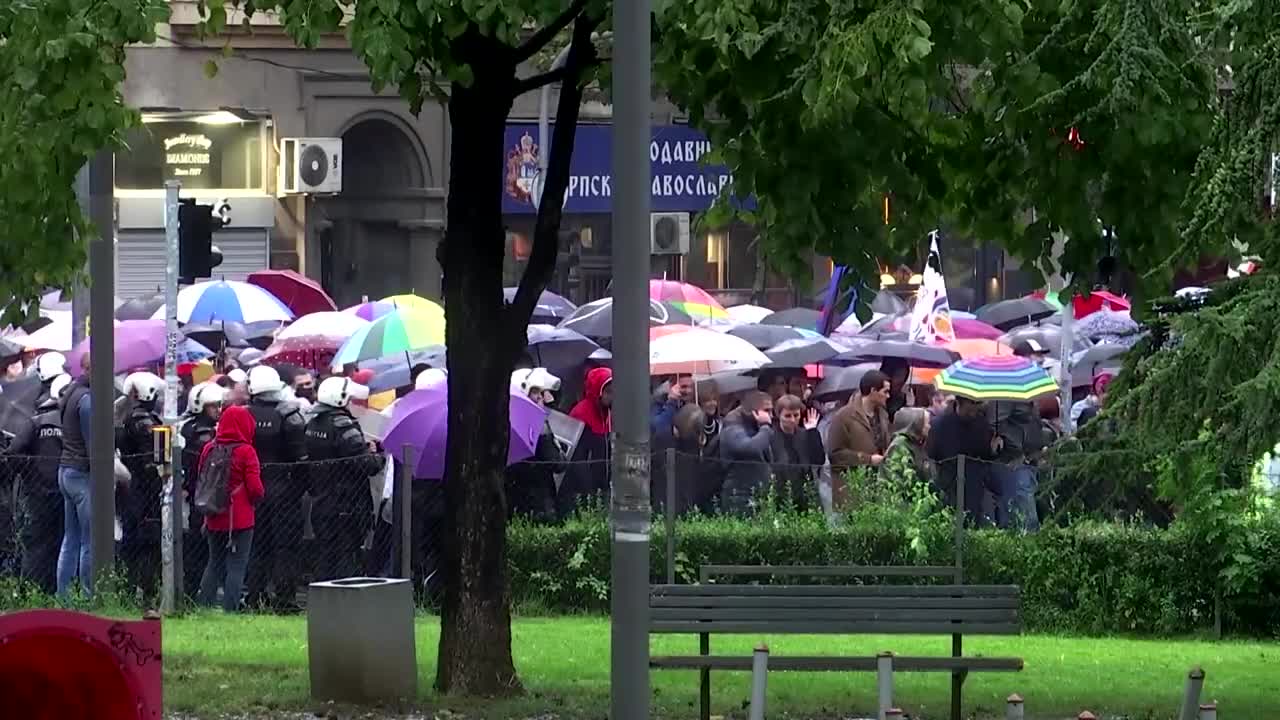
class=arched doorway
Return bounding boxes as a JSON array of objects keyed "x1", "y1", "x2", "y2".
[{"x1": 318, "y1": 117, "x2": 431, "y2": 308}]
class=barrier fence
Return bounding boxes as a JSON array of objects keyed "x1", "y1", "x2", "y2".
[{"x1": 0, "y1": 443, "x2": 1164, "y2": 611}]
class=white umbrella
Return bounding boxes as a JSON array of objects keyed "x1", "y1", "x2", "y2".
[
  {"x1": 725, "y1": 304, "x2": 773, "y2": 324},
  {"x1": 650, "y1": 327, "x2": 770, "y2": 376},
  {"x1": 277, "y1": 311, "x2": 370, "y2": 341},
  {"x1": 17, "y1": 310, "x2": 73, "y2": 351}
]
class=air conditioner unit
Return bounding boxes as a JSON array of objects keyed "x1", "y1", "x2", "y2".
[
  {"x1": 278, "y1": 137, "x2": 342, "y2": 195},
  {"x1": 650, "y1": 212, "x2": 690, "y2": 255}
]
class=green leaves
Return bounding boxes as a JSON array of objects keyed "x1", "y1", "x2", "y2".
[{"x1": 1, "y1": 0, "x2": 170, "y2": 324}]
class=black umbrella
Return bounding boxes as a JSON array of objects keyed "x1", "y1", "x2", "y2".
[
  {"x1": 727, "y1": 324, "x2": 808, "y2": 350},
  {"x1": 182, "y1": 320, "x2": 281, "y2": 351},
  {"x1": 857, "y1": 313, "x2": 907, "y2": 336},
  {"x1": 358, "y1": 346, "x2": 447, "y2": 393},
  {"x1": 526, "y1": 325, "x2": 600, "y2": 372},
  {"x1": 115, "y1": 290, "x2": 165, "y2": 321},
  {"x1": 764, "y1": 337, "x2": 849, "y2": 367},
  {"x1": 558, "y1": 298, "x2": 692, "y2": 342},
  {"x1": 0, "y1": 337, "x2": 22, "y2": 361},
  {"x1": 975, "y1": 298, "x2": 1058, "y2": 331},
  {"x1": 503, "y1": 287, "x2": 578, "y2": 325},
  {"x1": 1070, "y1": 343, "x2": 1128, "y2": 386},
  {"x1": 832, "y1": 339, "x2": 960, "y2": 368},
  {"x1": 999, "y1": 324, "x2": 1092, "y2": 359},
  {"x1": 813, "y1": 363, "x2": 880, "y2": 401},
  {"x1": 760, "y1": 308, "x2": 822, "y2": 330}
]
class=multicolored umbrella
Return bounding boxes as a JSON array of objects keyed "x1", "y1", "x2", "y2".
[
  {"x1": 934, "y1": 355, "x2": 1059, "y2": 401},
  {"x1": 153, "y1": 280, "x2": 295, "y2": 325},
  {"x1": 379, "y1": 294, "x2": 445, "y2": 317},
  {"x1": 344, "y1": 300, "x2": 398, "y2": 322},
  {"x1": 247, "y1": 269, "x2": 337, "y2": 316},
  {"x1": 331, "y1": 307, "x2": 447, "y2": 369},
  {"x1": 503, "y1": 287, "x2": 578, "y2": 325},
  {"x1": 648, "y1": 280, "x2": 726, "y2": 320},
  {"x1": 382, "y1": 384, "x2": 546, "y2": 479}
]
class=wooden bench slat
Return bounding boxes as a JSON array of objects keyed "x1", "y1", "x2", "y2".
[
  {"x1": 649, "y1": 655, "x2": 1025, "y2": 672},
  {"x1": 651, "y1": 584, "x2": 1020, "y2": 598},
  {"x1": 651, "y1": 595, "x2": 1021, "y2": 610},
  {"x1": 650, "y1": 620, "x2": 1022, "y2": 635},
  {"x1": 651, "y1": 608, "x2": 1018, "y2": 623},
  {"x1": 700, "y1": 565, "x2": 959, "y2": 579}
]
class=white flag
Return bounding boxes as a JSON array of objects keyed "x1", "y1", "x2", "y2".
[{"x1": 909, "y1": 231, "x2": 956, "y2": 344}]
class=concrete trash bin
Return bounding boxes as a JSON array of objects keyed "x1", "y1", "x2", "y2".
[{"x1": 308, "y1": 577, "x2": 417, "y2": 703}]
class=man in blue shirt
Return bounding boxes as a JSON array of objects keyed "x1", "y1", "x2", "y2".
[{"x1": 56, "y1": 354, "x2": 94, "y2": 598}]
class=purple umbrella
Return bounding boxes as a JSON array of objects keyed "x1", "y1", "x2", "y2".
[{"x1": 382, "y1": 384, "x2": 547, "y2": 479}]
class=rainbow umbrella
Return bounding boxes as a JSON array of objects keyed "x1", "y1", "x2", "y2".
[
  {"x1": 344, "y1": 300, "x2": 398, "y2": 322},
  {"x1": 331, "y1": 307, "x2": 447, "y2": 369},
  {"x1": 933, "y1": 355, "x2": 1058, "y2": 402},
  {"x1": 379, "y1": 294, "x2": 444, "y2": 316},
  {"x1": 649, "y1": 280, "x2": 726, "y2": 321}
]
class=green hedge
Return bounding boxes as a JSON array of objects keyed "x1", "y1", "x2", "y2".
[{"x1": 508, "y1": 512, "x2": 1280, "y2": 637}]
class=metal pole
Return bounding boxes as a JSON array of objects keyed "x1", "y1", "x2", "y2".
[
  {"x1": 1180, "y1": 667, "x2": 1206, "y2": 720},
  {"x1": 1005, "y1": 694, "x2": 1025, "y2": 720},
  {"x1": 748, "y1": 644, "x2": 769, "y2": 720},
  {"x1": 398, "y1": 446, "x2": 414, "y2": 580},
  {"x1": 154, "y1": 427, "x2": 177, "y2": 613},
  {"x1": 666, "y1": 446, "x2": 676, "y2": 584},
  {"x1": 610, "y1": 0, "x2": 652, "y2": 718},
  {"x1": 71, "y1": 166, "x2": 91, "y2": 346},
  {"x1": 876, "y1": 651, "x2": 894, "y2": 720},
  {"x1": 88, "y1": 149, "x2": 116, "y2": 588},
  {"x1": 1059, "y1": 299, "x2": 1075, "y2": 434},
  {"x1": 536, "y1": 46, "x2": 573, "y2": 209},
  {"x1": 1198, "y1": 703, "x2": 1218, "y2": 720}
]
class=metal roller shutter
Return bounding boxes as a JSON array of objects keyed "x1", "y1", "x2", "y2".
[{"x1": 115, "y1": 228, "x2": 270, "y2": 299}]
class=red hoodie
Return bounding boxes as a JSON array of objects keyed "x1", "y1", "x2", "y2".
[
  {"x1": 198, "y1": 405, "x2": 265, "y2": 532},
  {"x1": 570, "y1": 367, "x2": 613, "y2": 435}
]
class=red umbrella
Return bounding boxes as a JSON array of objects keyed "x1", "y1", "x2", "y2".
[
  {"x1": 1071, "y1": 290, "x2": 1130, "y2": 319},
  {"x1": 247, "y1": 270, "x2": 336, "y2": 316}
]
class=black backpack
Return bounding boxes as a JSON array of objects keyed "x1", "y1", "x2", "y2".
[{"x1": 194, "y1": 443, "x2": 239, "y2": 515}]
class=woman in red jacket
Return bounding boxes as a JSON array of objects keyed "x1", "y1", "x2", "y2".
[{"x1": 197, "y1": 404, "x2": 264, "y2": 611}]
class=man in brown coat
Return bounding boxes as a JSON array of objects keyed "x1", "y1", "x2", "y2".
[{"x1": 826, "y1": 369, "x2": 892, "y2": 508}]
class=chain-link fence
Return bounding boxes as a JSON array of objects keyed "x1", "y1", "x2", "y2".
[{"x1": 0, "y1": 434, "x2": 1169, "y2": 611}]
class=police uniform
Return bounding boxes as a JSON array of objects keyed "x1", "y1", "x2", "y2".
[
  {"x1": 305, "y1": 405, "x2": 385, "y2": 580},
  {"x1": 116, "y1": 402, "x2": 163, "y2": 597},
  {"x1": 3, "y1": 408, "x2": 64, "y2": 594},
  {"x1": 178, "y1": 413, "x2": 217, "y2": 599},
  {"x1": 244, "y1": 396, "x2": 308, "y2": 609}
]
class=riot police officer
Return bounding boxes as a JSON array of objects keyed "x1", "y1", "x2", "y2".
[
  {"x1": 305, "y1": 377, "x2": 385, "y2": 580},
  {"x1": 3, "y1": 374, "x2": 71, "y2": 594},
  {"x1": 178, "y1": 382, "x2": 225, "y2": 599},
  {"x1": 244, "y1": 365, "x2": 308, "y2": 609},
  {"x1": 116, "y1": 371, "x2": 165, "y2": 599},
  {"x1": 32, "y1": 352, "x2": 68, "y2": 408}
]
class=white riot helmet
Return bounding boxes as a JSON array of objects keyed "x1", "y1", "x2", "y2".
[
  {"x1": 187, "y1": 382, "x2": 227, "y2": 414},
  {"x1": 39, "y1": 374, "x2": 72, "y2": 409},
  {"x1": 414, "y1": 368, "x2": 447, "y2": 390},
  {"x1": 122, "y1": 371, "x2": 164, "y2": 403},
  {"x1": 227, "y1": 368, "x2": 248, "y2": 385},
  {"x1": 510, "y1": 368, "x2": 561, "y2": 395},
  {"x1": 317, "y1": 376, "x2": 370, "y2": 409},
  {"x1": 36, "y1": 352, "x2": 67, "y2": 382},
  {"x1": 247, "y1": 365, "x2": 285, "y2": 396}
]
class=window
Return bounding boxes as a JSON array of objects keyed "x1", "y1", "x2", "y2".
[{"x1": 115, "y1": 115, "x2": 265, "y2": 191}]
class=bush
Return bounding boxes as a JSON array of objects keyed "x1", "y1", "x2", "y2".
[{"x1": 508, "y1": 509, "x2": 1280, "y2": 637}]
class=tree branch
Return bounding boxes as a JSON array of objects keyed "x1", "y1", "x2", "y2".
[
  {"x1": 506, "y1": 14, "x2": 598, "y2": 342},
  {"x1": 513, "y1": 65, "x2": 574, "y2": 96},
  {"x1": 513, "y1": 0, "x2": 589, "y2": 64}
]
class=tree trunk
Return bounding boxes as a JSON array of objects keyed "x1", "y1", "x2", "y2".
[
  {"x1": 751, "y1": 238, "x2": 767, "y2": 305},
  {"x1": 435, "y1": 59, "x2": 523, "y2": 697}
]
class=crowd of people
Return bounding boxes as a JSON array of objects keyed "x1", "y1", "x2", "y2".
[{"x1": 0, "y1": 335, "x2": 1114, "y2": 612}]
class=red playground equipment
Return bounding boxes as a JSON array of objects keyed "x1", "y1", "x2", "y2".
[{"x1": 0, "y1": 609, "x2": 162, "y2": 720}]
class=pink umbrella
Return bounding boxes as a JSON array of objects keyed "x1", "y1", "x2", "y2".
[
  {"x1": 247, "y1": 270, "x2": 336, "y2": 316},
  {"x1": 344, "y1": 300, "x2": 398, "y2": 322},
  {"x1": 953, "y1": 317, "x2": 1005, "y2": 340},
  {"x1": 648, "y1": 280, "x2": 725, "y2": 311}
]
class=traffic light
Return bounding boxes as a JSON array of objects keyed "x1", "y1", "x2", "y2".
[{"x1": 178, "y1": 198, "x2": 229, "y2": 283}]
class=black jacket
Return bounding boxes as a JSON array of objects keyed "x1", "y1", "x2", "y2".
[
  {"x1": 5, "y1": 408, "x2": 63, "y2": 504},
  {"x1": 58, "y1": 379, "x2": 91, "y2": 471},
  {"x1": 248, "y1": 396, "x2": 308, "y2": 508},
  {"x1": 305, "y1": 405, "x2": 385, "y2": 520},
  {"x1": 769, "y1": 426, "x2": 825, "y2": 510},
  {"x1": 506, "y1": 427, "x2": 565, "y2": 523},
  {"x1": 718, "y1": 409, "x2": 774, "y2": 515},
  {"x1": 116, "y1": 403, "x2": 163, "y2": 541}
]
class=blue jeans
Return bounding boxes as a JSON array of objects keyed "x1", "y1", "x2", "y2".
[
  {"x1": 200, "y1": 528, "x2": 254, "y2": 612},
  {"x1": 996, "y1": 463, "x2": 1040, "y2": 532},
  {"x1": 56, "y1": 466, "x2": 93, "y2": 598}
]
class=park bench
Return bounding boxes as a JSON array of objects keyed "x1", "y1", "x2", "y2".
[{"x1": 648, "y1": 564, "x2": 1024, "y2": 720}]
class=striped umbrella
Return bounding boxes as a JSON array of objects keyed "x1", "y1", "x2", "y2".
[
  {"x1": 331, "y1": 307, "x2": 447, "y2": 369},
  {"x1": 933, "y1": 355, "x2": 1058, "y2": 402},
  {"x1": 649, "y1": 280, "x2": 726, "y2": 321},
  {"x1": 344, "y1": 300, "x2": 398, "y2": 322},
  {"x1": 379, "y1": 294, "x2": 445, "y2": 316},
  {"x1": 153, "y1": 280, "x2": 294, "y2": 324}
]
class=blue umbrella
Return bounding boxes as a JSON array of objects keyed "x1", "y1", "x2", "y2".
[
  {"x1": 503, "y1": 287, "x2": 577, "y2": 324},
  {"x1": 154, "y1": 280, "x2": 294, "y2": 324}
]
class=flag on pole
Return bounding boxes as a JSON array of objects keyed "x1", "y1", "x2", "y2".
[
  {"x1": 909, "y1": 231, "x2": 955, "y2": 344},
  {"x1": 818, "y1": 264, "x2": 859, "y2": 336}
]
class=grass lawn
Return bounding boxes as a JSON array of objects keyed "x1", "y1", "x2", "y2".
[{"x1": 163, "y1": 613, "x2": 1279, "y2": 719}]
